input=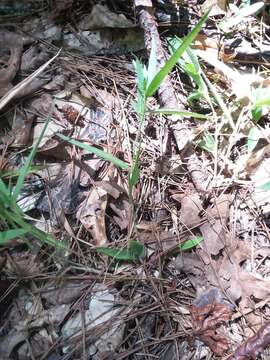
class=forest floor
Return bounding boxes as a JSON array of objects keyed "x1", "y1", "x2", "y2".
[{"x1": 1, "y1": 0, "x2": 270, "y2": 359}]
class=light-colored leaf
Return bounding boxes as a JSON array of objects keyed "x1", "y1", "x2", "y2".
[
  {"x1": 247, "y1": 126, "x2": 261, "y2": 153},
  {"x1": 219, "y1": 2, "x2": 264, "y2": 32}
]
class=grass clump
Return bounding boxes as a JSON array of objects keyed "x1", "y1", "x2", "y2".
[{"x1": 0, "y1": 117, "x2": 66, "y2": 250}]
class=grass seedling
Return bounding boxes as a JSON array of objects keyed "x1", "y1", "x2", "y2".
[
  {"x1": 0, "y1": 117, "x2": 66, "y2": 250},
  {"x1": 180, "y1": 236, "x2": 204, "y2": 251}
]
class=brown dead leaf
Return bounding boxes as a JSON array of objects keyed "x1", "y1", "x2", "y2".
[
  {"x1": 87, "y1": 180, "x2": 131, "y2": 231},
  {"x1": 0, "y1": 31, "x2": 23, "y2": 97},
  {"x1": 17, "y1": 331, "x2": 52, "y2": 360},
  {"x1": 95, "y1": 180, "x2": 123, "y2": 199},
  {"x1": 0, "y1": 50, "x2": 59, "y2": 111},
  {"x1": 200, "y1": 220, "x2": 227, "y2": 256},
  {"x1": 29, "y1": 93, "x2": 54, "y2": 115},
  {"x1": 137, "y1": 229, "x2": 179, "y2": 250},
  {"x1": 11, "y1": 110, "x2": 34, "y2": 148},
  {"x1": 191, "y1": 298, "x2": 232, "y2": 356},
  {"x1": 200, "y1": 194, "x2": 231, "y2": 256},
  {"x1": 176, "y1": 233, "x2": 270, "y2": 309},
  {"x1": 110, "y1": 196, "x2": 130, "y2": 230},
  {"x1": 176, "y1": 252, "x2": 207, "y2": 290},
  {"x1": 76, "y1": 158, "x2": 105, "y2": 187},
  {"x1": 77, "y1": 187, "x2": 108, "y2": 246},
  {"x1": 80, "y1": 85, "x2": 121, "y2": 111},
  {"x1": 206, "y1": 194, "x2": 231, "y2": 220},
  {"x1": 193, "y1": 34, "x2": 219, "y2": 52},
  {"x1": 6, "y1": 251, "x2": 41, "y2": 277},
  {"x1": 37, "y1": 163, "x2": 83, "y2": 218},
  {"x1": 238, "y1": 271, "x2": 270, "y2": 305},
  {"x1": 178, "y1": 193, "x2": 203, "y2": 228},
  {"x1": 41, "y1": 282, "x2": 85, "y2": 305}
]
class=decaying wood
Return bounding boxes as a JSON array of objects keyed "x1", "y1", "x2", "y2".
[{"x1": 134, "y1": 0, "x2": 208, "y2": 191}]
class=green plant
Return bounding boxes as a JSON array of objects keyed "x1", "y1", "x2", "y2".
[
  {"x1": 179, "y1": 236, "x2": 204, "y2": 251},
  {"x1": 0, "y1": 118, "x2": 66, "y2": 250},
  {"x1": 56, "y1": 133, "x2": 129, "y2": 170},
  {"x1": 96, "y1": 239, "x2": 144, "y2": 261},
  {"x1": 56, "y1": 11, "x2": 210, "y2": 260},
  {"x1": 167, "y1": 36, "x2": 209, "y2": 103},
  {"x1": 244, "y1": 84, "x2": 270, "y2": 152},
  {"x1": 196, "y1": 131, "x2": 215, "y2": 153}
]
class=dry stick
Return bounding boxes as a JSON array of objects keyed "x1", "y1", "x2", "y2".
[{"x1": 134, "y1": 1, "x2": 208, "y2": 191}]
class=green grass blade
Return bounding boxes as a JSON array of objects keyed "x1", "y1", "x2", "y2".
[
  {"x1": 128, "y1": 240, "x2": 144, "y2": 258},
  {"x1": 133, "y1": 59, "x2": 147, "y2": 117},
  {"x1": 30, "y1": 226, "x2": 67, "y2": 249},
  {"x1": 13, "y1": 117, "x2": 51, "y2": 201},
  {"x1": 201, "y1": 71, "x2": 235, "y2": 128},
  {"x1": 255, "y1": 98, "x2": 270, "y2": 107},
  {"x1": 168, "y1": 36, "x2": 208, "y2": 95},
  {"x1": 180, "y1": 236, "x2": 204, "y2": 251},
  {"x1": 145, "y1": 10, "x2": 210, "y2": 98},
  {"x1": 0, "y1": 228, "x2": 29, "y2": 245},
  {"x1": 96, "y1": 247, "x2": 134, "y2": 260},
  {"x1": 2, "y1": 207, "x2": 67, "y2": 250},
  {"x1": 1, "y1": 165, "x2": 43, "y2": 179},
  {"x1": 0, "y1": 177, "x2": 10, "y2": 201},
  {"x1": 150, "y1": 108, "x2": 207, "y2": 119},
  {"x1": 134, "y1": 58, "x2": 147, "y2": 95},
  {"x1": 56, "y1": 133, "x2": 129, "y2": 170},
  {"x1": 96, "y1": 240, "x2": 144, "y2": 261},
  {"x1": 129, "y1": 150, "x2": 140, "y2": 188}
]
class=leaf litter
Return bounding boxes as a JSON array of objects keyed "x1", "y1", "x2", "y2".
[{"x1": 1, "y1": 0, "x2": 270, "y2": 359}]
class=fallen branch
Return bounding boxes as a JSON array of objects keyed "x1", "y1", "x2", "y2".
[{"x1": 134, "y1": 0, "x2": 208, "y2": 191}]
